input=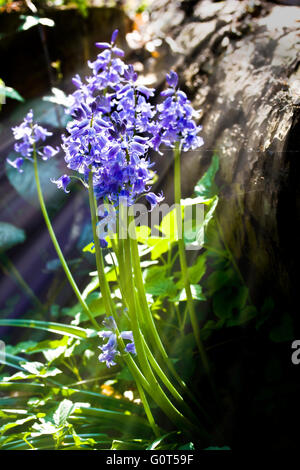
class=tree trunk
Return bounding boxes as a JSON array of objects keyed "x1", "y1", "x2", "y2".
[{"x1": 140, "y1": 0, "x2": 300, "y2": 313}]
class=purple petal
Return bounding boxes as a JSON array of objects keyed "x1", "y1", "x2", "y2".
[
  {"x1": 160, "y1": 88, "x2": 174, "y2": 97},
  {"x1": 51, "y1": 174, "x2": 71, "y2": 193},
  {"x1": 6, "y1": 157, "x2": 24, "y2": 173},
  {"x1": 137, "y1": 85, "x2": 155, "y2": 98},
  {"x1": 112, "y1": 47, "x2": 124, "y2": 57},
  {"x1": 145, "y1": 192, "x2": 165, "y2": 211},
  {"x1": 111, "y1": 29, "x2": 119, "y2": 43},
  {"x1": 125, "y1": 342, "x2": 136, "y2": 355},
  {"x1": 40, "y1": 145, "x2": 59, "y2": 160},
  {"x1": 120, "y1": 331, "x2": 134, "y2": 341},
  {"x1": 166, "y1": 70, "x2": 178, "y2": 88},
  {"x1": 95, "y1": 42, "x2": 111, "y2": 49}
]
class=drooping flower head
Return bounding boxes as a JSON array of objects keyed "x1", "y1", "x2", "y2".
[
  {"x1": 153, "y1": 70, "x2": 204, "y2": 152},
  {"x1": 8, "y1": 109, "x2": 59, "y2": 172}
]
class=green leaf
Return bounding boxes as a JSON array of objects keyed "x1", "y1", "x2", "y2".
[
  {"x1": 176, "y1": 254, "x2": 207, "y2": 289},
  {"x1": 0, "y1": 319, "x2": 97, "y2": 339},
  {"x1": 20, "y1": 361, "x2": 61, "y2": 378},
  {"x1": 0, "y1": 222, "x2": 25, "y2": 252},
  {"x1": 200, "y1": 320, "x2": 221, "y2": 341},
  {"x1": 212, "y1": 285, "x2": 249, "y2": 321},
  {"x1": 31, "y1": 419, "x2": 58, "y2": 437},
  {"x1": 19, "y1": 15, "x2": 54, "y2": 31},
  {"x1": 176, "y1": 284, "x2": 206, "y2": 302},
  {"x1": 22, "y1": 337, "x2": 69, "y2": 357},
  {"x1": 197, "y1": 196, "x2": 219, "y2": 247},
  {"x1": 144, "y1": 266, "x2": 177, "y2": 298},
  {"x1": 82, "y1": 242, "x2": 95, "y2": 254},
  {"x1": 0, "y1": 84, "x2": 24, "y2": 102},
  {"x1": 159, "y1": 208, "x2": 179, "y2": 242},
  {"x1": 226, "y1": 305, "x2": 257, "y2": 326},
  {"x1": 2, "y1": 360, "x2": 62, "y2": 381},
  {"x1": 6, "y1": 157, "x2": 63, "y2": 208},
  {"x1": 111, "y1": 439, "x2": 146, "y2": 450},
  {"x1": 207, "y1": 266, "x2": 234, "y2": 296},
  {"x1": 0, "y1": 416, "x2": 35, "y2": 436},
  {"x1": 53, "y1": 400, "x2": 75, "y2": 428},
  {"x1": 82, "y1": 277, "x2": 99, "y2": 299},
  {"x1": 63, "y1": 292, "x2": 105, "y2": 324},
  {"x1": 194, "y1": 154, "x2": 219, "y2": 198},
  {"x1": 0, "y1": 382, "x2": 142, "y2": 414},
  {"x1": 182, "y1": 196, "x2": 218, "y2": 249},
  {"x1": 5, "y1": 341, "x2": 37, "y2": 356},
  {"x1": 146, "y1": 432, "x2": 179, "y2": 450},
  {"x1": 135, "y1": 211, "x2": 182, "y2": 261},
  {"x1": 150, "y1": 238, "x2": 170, "y2": 260}
]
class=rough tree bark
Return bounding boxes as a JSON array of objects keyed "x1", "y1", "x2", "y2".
[{"x1": 137, "y1": 0, "x2": 300, "y2": 314}]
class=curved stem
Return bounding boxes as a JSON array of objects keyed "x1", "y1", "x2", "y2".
[{"x1": 32, "y1": 148, "x2": 99, "y2": 330}]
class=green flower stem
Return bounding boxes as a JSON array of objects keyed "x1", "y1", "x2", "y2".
[
  {"x1": 87, "y1": 178, "x2": 158, "y2": 436},
  {"x1": 129, "y1": 244, "x2": 195, "y2": 416},
  {"x1": 121, "y1": 228, "x2": 195, "y2": 434},
  {"x1": 111, "y1": 249, "x2": 200, "y2": 431},
  {"x1": 32, "y1": 148, "x2": 99, "y2": 331},
  {"x1": 88, "y1": 188, "x2": 197, "y2": 434},
  {"x1": 140, "y1": 334, "x2": 204, "y2": 429},
  {"x1": 130, "y1": 226, "x2": 208, "y2": 426},
  {"x1": 130, "y1": 268, "x2": 195, "y2": 418},
  {"x1": 87, "y1": 172, "x2": 115, "y2": 318},
  {"x1": 130, "y1": 222, "x2": 194, "y2": 395},
  {"x1": 173, "y1": 142, "x2": 210, "y2": 375},
  {"x1": 135, "y1": 380, "x2": 161, "y2": 438}
]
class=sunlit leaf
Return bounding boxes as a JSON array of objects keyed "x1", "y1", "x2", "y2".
[
  {"x1": 0, "y1": 319, "x2": 97, "y2": 339},
  {"x1": 53, "y1": 399, "x2": 75, "y2": 428},
  {"x1": 194, "y1": 154, "x2": 219, "y2": 199},
  {"x1": 0, "y1": 84, "x2": 24, "y2": 102},
  {"x1": 19, "y1": 15, "x2": 54, "y2": 31}
]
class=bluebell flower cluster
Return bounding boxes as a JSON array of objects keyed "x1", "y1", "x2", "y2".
[
  {"x1": 9, "y1": 31, "x2": 204, "y2": 236},
  {"x1": 62, "y1": 30, "x2": 158, "y2": 208},
  {"x1": 153, "y1": 71, "x2": 204, "y2": 152},
  {"x1": 59, "y1": 33, "x2": 203, "y2": 210},
  {"x1": 98, "y1": 316, "x2": 136, "y2": 368},
  {"x1": 7, "y1": 109, "x2": 59, "y2": 173}
]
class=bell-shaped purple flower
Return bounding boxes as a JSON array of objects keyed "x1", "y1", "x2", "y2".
[
  {"x1": 7, "y1": 157, "x2": 24, "y2": 173},
  {"x1": 166, "y1": 70, "x2": 178, "y2": 88},
  {"x1": 51, "y1": 175, "x2": 71, "y2": 193},
  {"x1": 39, "y1": 145, "x2": 59, "y2": 161},
  {"x1": 145, "y1": 192, "x2": 165, "y2": 211}
]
